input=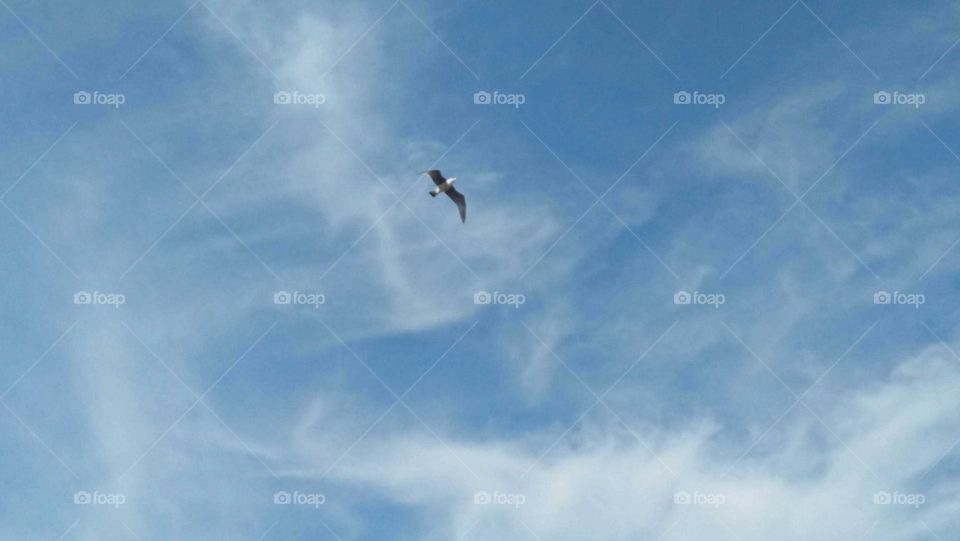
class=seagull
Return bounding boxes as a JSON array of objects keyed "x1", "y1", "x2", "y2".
[{"x1": 423, "y1": 169, "x2": 466, "y2": 223}]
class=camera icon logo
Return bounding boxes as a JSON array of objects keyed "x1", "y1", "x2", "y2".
[
  {"x1": 473, "y1": 491, "x2": 491, "y2": 504},
  {"x1": 274, "y1": 91, "x2": 292, "y2": 105},
  {"x1": 673, "y1": 491, "x2": 691, "y2": 505},
  {"x1": 474, "y1": 291, "x2": 492, "y2": 304},
  {"x1": 873, "y1": 91, "x2": 891, "y2": 105},
  {"x1": 873, "y1": 491, "x2": 891, "y2": 504},
  {"x1": 873, "y1": 291, "x2": 892, "y2": 305},
  {"x1": 673, "y1": 91, "x2": 691, "y2": 105},
  {"x1": 273, "y1": 491, "x2": 292, "y2": 504},
  {"x1": 673, "y1": 291, "x2": 692, "y2": 305},
  {"x1": 474, "y1": 91, "x2": 491, "y2": 105},
  {"x1": 73, "y1": 91, "x2": 91, "y2": 105},
  {"x1": 274, "y1": 291, "x2": 292, "y2": 305},
  {"x1": 74, "y1": 291, "x2": 92, "y2": 304},
  {"x1": 74, "y1": 491, "x2": 92, "y2": 504}
]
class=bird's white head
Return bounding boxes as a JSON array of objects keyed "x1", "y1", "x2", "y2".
[{"x1": 447, "y1": 177, "x2": 457, "y2": 184}]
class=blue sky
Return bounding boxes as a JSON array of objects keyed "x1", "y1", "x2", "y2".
[{"x1": 3, "y1": 0, "x2": 960, "y2": 539}]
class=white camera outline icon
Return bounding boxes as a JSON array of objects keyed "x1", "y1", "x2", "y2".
[
  {"x1": 73, "y1": 91, "x2": 91, "y2": 105},
  {"x1": 474, "y1": 291, "x2": 492, "y2": 304},
  {"x1": 873, "y1": 91, "x2": 891, "y2": 105},
  {"x1": 673, "y1": 91, "x2": 691, "y2": 105},
  {"x1": 873, "y1": 291, "x2": 892, "y2": 304},
  {"x1": 74, "y1": 291, "x2": 92, "y2": 304},
  {"x1": 674, "y1": 291, "x2": 692, "y2": 305},
  {"x1": 474, "y1": 91, "x2": 491, "y2": 105},
  {"x1": 873, "y1": 491, "x2": 891, "y2": 504},
  {"x1": 274, "y1": 91, "x2": 292, "y2": 105},
  {"x1": 274, "y1": 291, "x2": 292, "y2": 305},
  {"x1": 673, "y1": 491, "x2": 691, "y2": 504},
  {"x1": 273, "y1": 491, "x2": 292, "y2": 504},
  {"x1": 74, "y1": 491, "x2": 92, "y2": 504}
]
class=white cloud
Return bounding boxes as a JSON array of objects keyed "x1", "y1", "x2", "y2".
[{"x1": 263, "y1": 345, "x2": 960, "y2": 540}]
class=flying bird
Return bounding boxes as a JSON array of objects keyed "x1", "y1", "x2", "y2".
[{"x1": 423, "y1": 169, "x2": 466, "y2": 223}]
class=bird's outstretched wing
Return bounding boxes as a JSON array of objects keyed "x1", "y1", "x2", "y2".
[
  {"x1": 446, "y1": 187, "x2": 466, "y2": 223},
  {"x1": 423, "y1": 170, "x2": 446, "y2": 186}
]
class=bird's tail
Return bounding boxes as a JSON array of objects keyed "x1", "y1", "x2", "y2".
[{"x1": 429, "y1": 191, "x2": 437, "y2": 197}]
